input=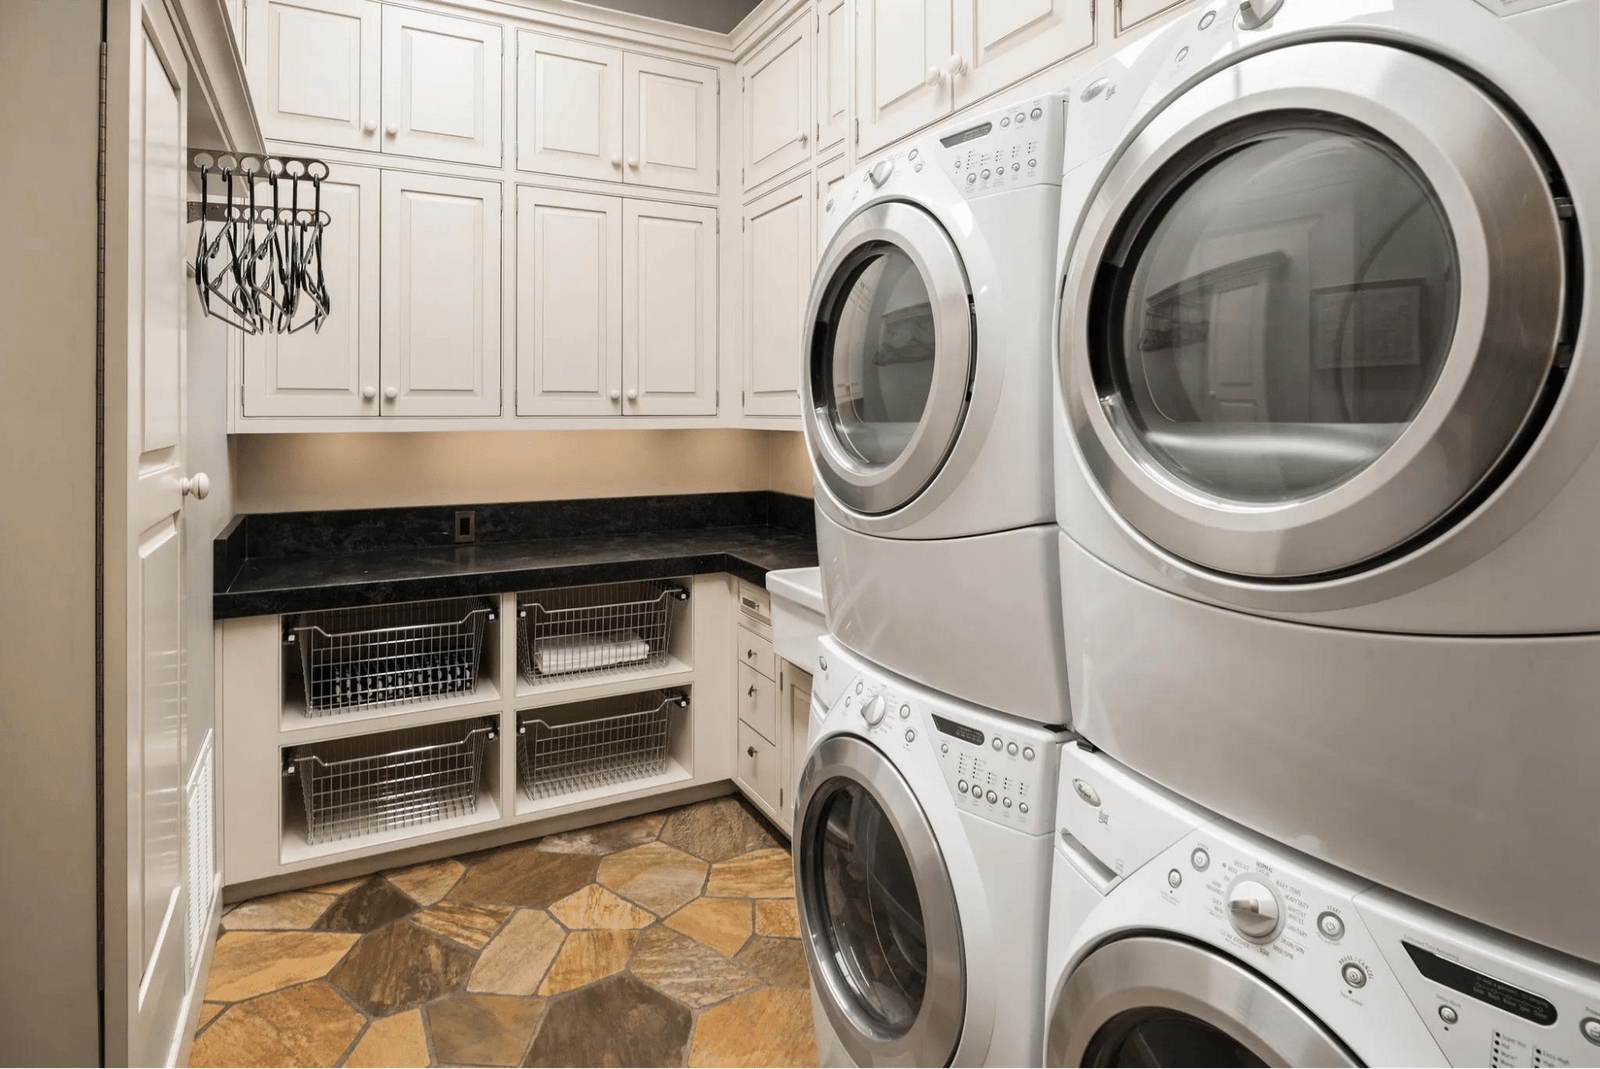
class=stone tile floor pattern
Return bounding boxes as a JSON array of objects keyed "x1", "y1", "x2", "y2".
[{"x1": 189, "y1": 796, "x2": 818, "y2": 1068}]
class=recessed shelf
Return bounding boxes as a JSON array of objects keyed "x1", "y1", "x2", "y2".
[{"x1": 514, "y1": 654, "x2": 693, "y2": 704}]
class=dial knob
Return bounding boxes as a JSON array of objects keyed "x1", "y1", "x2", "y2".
[
  {"x1": 1228, "y1": 880, "x2": 1282, "y2": 943},
  {"x1": 869, "y1": 159, "x2": 895, "y2": 188},
  {"x1": 861, "y1": 695, "x2": 887, "y2": 726}
]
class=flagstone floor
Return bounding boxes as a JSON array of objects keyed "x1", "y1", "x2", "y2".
[{"x1": 187, "y1": 795, "x2": 818, "y2": 1068}]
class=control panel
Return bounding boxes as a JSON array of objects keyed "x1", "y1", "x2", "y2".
[{"x1": 934, "y1": 93, "x2": 1067, "y2": 199}]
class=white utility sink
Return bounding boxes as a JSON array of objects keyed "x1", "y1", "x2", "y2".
[{"x1": 765, "y1": 566, "x2": 825, "y2": 671}]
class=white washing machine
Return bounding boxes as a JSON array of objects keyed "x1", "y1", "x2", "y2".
[
  {"x1": 1045, "y1": 743, "x2": 1600, "y2": 1067},
  {"x1": 795, "y1": 635, "x2": 1068, "y2": 1066},
  {"x1": 1049, "y1": 0, "x2": 1600, "y2": 960},
  {"x1": 804, "y1": 93, "x2": 1072, "y2": 724}
]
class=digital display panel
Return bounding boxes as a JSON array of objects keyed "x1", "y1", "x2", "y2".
[
  {"x1": 931, "y1": 713, "x2": 983, "y2": 747},
  {"x1": 1403, "y1": 942, "x2": 1557, "y2": 1026},
  {"x1": 939, "y1": 122, "x2": 993, "y2": 148}
]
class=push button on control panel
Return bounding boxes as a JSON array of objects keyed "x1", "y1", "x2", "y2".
[
  {"x1": 1438, "y1": 1005, "x2": 1458, "y2": 1025},
  {"x1": 1318, "y1": 912, "x2": 1345, "y2": 940},
  {"x1": 1191, "y1": 848, "x2": 1210, "y2": 872},
  {"x1": 1582, "y1": 1017, "x2": 1600, "y2": 1046},
  {"x1": 1342, "y1": 963, "x2": 1368, "y2": 989}
]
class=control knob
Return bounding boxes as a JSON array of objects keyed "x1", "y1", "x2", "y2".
[
  {"x1": 1227, "y1": 879, "x2": 1282, "y2": 943},
  {"x1": 861, "y1": 695, "x2": 888, "y2": 726}
]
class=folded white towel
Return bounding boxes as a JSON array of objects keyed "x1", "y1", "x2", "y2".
[{"x1": 534, "y1": 630, "x2": 651, "y2": 675}]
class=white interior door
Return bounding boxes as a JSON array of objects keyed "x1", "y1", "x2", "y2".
[
  {"x1": 623, "y1": 53, "x2": 718, "y2": 194},
  {"x1": 516, "y1": 187, "x2": 623, "y2": 416},
  {"x1": 624, "y1": 200, "x2": 718, "y2": 415},
  {"x1": 246, "y1": 0, "x2": 380, "y2": 150},
  {"x1": 744, "y1": 173, "x2": 811, "y2": 418},
  {"x1": 855, "y1": 0, "x2": 952, "y2": 155},
  {"x1": 742, "y1": 14, "x2": 811, "y2": 191},
  {"x1": 242, "y1": 163, "x2": 380, "y2": 417},
  {"x1": 381, "y1": 6, "x2": 502, "y2": 166},
  {"x1": 381, "y1": 171, "x2": 502, "y2": 416},
  {"x1": 516, "y1": 31, "x2": 622, "y2": 182},
  {"x1": 108, "y1": 1, "x2": 192, "y2": 1061},
  {"x1": 815, "y1": 0, "x2": 851, "y2": 153},
  {"x1": 952, "y1": 0, "x2": 1095, "y2": 106}
]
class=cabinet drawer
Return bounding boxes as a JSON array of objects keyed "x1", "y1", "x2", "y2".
[
  {"x1": 737, "y1": 580, "x2": 771, "y2": 624},
  {"x1": 737, "y1": 720, "x2": 782, "y2": 816},
  {"x1": 737, "y1": 623, "x2": 775, "y2": 681},
  {"x1": 738, "y1": 662, "x2": 777, "y2": 743}
]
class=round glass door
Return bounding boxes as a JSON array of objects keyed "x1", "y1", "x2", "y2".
[
  {"x1": 1060, "y1": 41, "x2": 1566, "y2": 580},
  {"x1": 795, "y1": 735, "x2": 964, "y2": 1067},
  {"x1": 805, "y1": 202, "x2": 975, "y2": 516}
]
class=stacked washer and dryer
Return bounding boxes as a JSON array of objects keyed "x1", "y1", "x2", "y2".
[
  {"x1": 791, "y1": 94, "x2": 1077, "y2": 1067},
  {"x1": 1043, "y1": 0, "x2": 1600, "y2": 1065}
]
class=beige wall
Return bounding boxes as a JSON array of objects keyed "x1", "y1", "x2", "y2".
[
  {"x1": 0, "y1": 2, "x2": 103, "y2": 1064},
  {"x1": 234, "y1": 428, "x2": 814, "y2": 513}
]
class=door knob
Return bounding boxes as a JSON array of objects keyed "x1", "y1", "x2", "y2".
[
  {"x1": 626, "y1": 156, "x2": 639, "y2": 169},
  {"x1": 384, "y1": 386, "x2": 398, "y2": 400},
  {"x1": 609, "y1": 388, "x2": 621, "y2": 401},
  {"x1": 180, "y1": 472, "x2": 210, "y2": 500},
  {"x1": 362, "y1": 385, "x2": 377, "y2": 400},
  {"x1": 385, "y1": 122, "x2": 399, "y2": 137},
  {"x1": 362, "y1": 119, "x2": 378, "y2": 134},
  {"x1": 626, "y1": 388, "x2": 638, "y2": 400},
  {"x1": 747, "y1": 746, "x2": 757, "y2": 758}
]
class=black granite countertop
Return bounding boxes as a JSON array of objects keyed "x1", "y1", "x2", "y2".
[{"x1": 213, "y1": 492, "x2": 818, "y2": 619}]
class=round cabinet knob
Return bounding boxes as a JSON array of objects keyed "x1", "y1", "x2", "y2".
[
  {"x1": 861, "y1": 695, "x2": 887, "y2": 726},
  {"x1": 385, "y1": 122, "x2": 399, "y2": 137},
  {"x1": 797, "y1": 130, "x2": 809, "y2": 145},
  {"x1": 384, "y1": 386, "x2": 398, "y2": 401},
  {"x1": 626, "y1": 389, "x2": 638, "y2": 401},
  {"x1": 179, "y1": 472, "x2": 210, "y2": 500},
  {"x1": 611, "y1": 154, "x2": 623, "y2": 167},
  {"x1": 1227, "y1": 879, "x2": 1283, "y2": 943},
  {"x1": 925, "y1": 65, "x2": 945, "y2": 87},
  {"x1": 363, "y1": 119, "x2": 378, "y2": 134},
  {"x1": 362, "y1": 385, "x2": 377, "y2": 400},
  {"x1": 626, "y1": 156, "x2": 639, "y2": 169},
  {"x1": 609, "y1": 389, "x2": 621, "y2": 401},
  {"x1": 947, "y1": 54, "x2": 969, "y2": 78}
]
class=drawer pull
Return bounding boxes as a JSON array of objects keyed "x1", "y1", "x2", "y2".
[
  {"x1": 747, "y1": 648, "x2": 757, "y2": 659},
  {"x1": 747, "y1": 684, "x2": 757, "y2": 697},
  {"x1": 747, "y1": 746, "x2": 758, "y2": 758}
]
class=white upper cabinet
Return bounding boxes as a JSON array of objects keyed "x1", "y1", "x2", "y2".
[
  {"x1": 1118, "y1": 0, "x2": 1191, "y2": 32},
  {"x1": 243, "y1": 164, "x2": 380, "y2": 417},
  {"x1": 855, "y1": 0, "x2": 952, "y2": 156},
  {"x1": 516, "y1": 187, "x2": 623, "y2": 416},
  {"x1": 381, "y1": 7, "x2": 502, "y2": 166},
  {"x1": 741, "y1": 14, "x2": 811, "y2": 192},
  {"x1": 951, "y1": 0, "x2": 1094, "y2": 106},
  {"x1": 248, "y1": 0, "x2": 380, "y2": 151},
  {"x1": 624, "y1": 53, "x2": 719, "y2": 194},
  {"x1": 381, "y1": 171, "x2": 502, "y2": 416},
  {"x1": 516, "y1": 32, "x2": 623, "y2": 182},
  {"x1": 743, "y1": 173, "x2": 812, "y2": 418},
  {"x1": 815, "y1": 0, "x2": 850, "y2": 152},
  {"x1": 625, "y1": 201, "x2": 718, "y2": 415}
]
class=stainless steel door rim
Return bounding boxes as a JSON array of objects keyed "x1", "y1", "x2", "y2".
[
  {"x1": 1060, "y1": 40, "x2": 1565, "y2": 580},
  {"x1": 1047, "y1": 936, "x2": 1358, "y2": 1067},
  {"x1": 794, "y1": 734, "x2": 965, "y2": 1067},
  {"x1": 804, "y1": 201, "x2": 976, "y2": 516}
]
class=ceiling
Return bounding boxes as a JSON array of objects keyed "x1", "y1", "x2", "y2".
[{"x1": 560, "y1": 0, "x2": 766, "y2": 34}]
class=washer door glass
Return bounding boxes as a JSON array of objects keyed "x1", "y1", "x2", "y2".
[
  {"x1": 1108, "y1": 122, "x2": 1459, "y2": 504},
  {"x1": 825, "y1": 246, "x2": 939, "y2": 470},
  {"x1": 805, "y1": 202, "x2": 975, "y2": 516},
  {"x1": 1083, "y1": 1009, "x2": 1267, "y2": 1067},
  {"x1": 815, "y1": 781, "x2": 928, "y2": 1029}
]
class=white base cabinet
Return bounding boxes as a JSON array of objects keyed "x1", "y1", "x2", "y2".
[{"x1": 730, "y1": 580, "x2": 810, "y2": 835}]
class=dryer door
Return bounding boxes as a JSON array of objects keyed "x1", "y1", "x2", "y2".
[
  {"x1": 804, "y1": 201, "x2": 975, "y2": 516},
  {"x1": 1047, "y1": 936, "x2": 1358, "y2": 1067},
  {"x1": 1060, "y1": 40, "x2": 1568, "y2": 580},
  {"x1": 794, "y1": 734, "x2": 964, "y2": 1067}
]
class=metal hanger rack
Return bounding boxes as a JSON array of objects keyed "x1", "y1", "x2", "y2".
[{"x1": 189, "y1": 150, "x2": 333, "y2": 335}]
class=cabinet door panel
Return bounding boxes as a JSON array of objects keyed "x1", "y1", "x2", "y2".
[
  {"x1": 815, "y1": 0, "x2": 850, "y2": 152},
  {"x1": 743, "y1": 174, "x2": 810, "y2": 418},
  {"x1": 742, "y1": 15, "x2": 810, "y2": 191},
  {"x1": 737, "y1": 721, "x2": 782, "y2": 817},
  {"x1": 953, "y1": 0, "x2": 1094, "y2": 105},
  {"x1": 856, "y1": 0, "x2": 951, "y2": 155},
  {"x1": 248, "y1": 0, "x2": 379, "y2": 150},
  {"x1": 381, "y1": 173, "x2": 502, "y2": 416},
  {"x1": 624, "y1": 54, "x2": 718, "y2": 194},
  {"x1": 243, "y1": 165, "x2": 380, "y2": 417},
  {"x1": 516, "y1": 32, "x2": 622, "y2": 182},
  {"x1": 382, "y1": 7, "x2": 502, "y2": 166},
  {"x1": 516, "y1": 187, "x2": 622, "y2": 416},
  {"x1": 624, "y1": 201, "x2": 717, "y2": 415},
  {"x1": 815, "y1": 153, "x2": 850, "y2": 258}
]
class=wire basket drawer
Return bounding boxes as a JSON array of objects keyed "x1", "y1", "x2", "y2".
[
  {"x1": 287, "y1": 718, "x2": 496, "y2": 846},
  {"x1": 517, "y1": 580, "x2": 688, "y2": 686},
  {"x1": 290, "y1": 598, "x2": 495, "y2": 714},
  {"x1": 517, "y1": 691, "x2": 688, "y2": 801}
]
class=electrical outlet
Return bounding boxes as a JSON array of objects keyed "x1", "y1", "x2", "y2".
[{"x1": 455, "y1": 509, "x2": 475, "y2": 544}]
